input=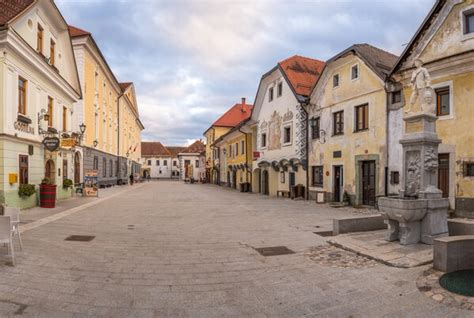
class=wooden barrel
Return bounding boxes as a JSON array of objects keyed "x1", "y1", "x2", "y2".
[{"x1": 40, "y1": 184, "x2": 57, "y2": 208}]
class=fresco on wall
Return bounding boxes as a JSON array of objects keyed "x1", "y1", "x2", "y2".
[{"x1": 268, "y1": 111, "x2": 281, "y2": 150}]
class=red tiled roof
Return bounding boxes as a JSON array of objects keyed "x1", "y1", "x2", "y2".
[
  {"x1": 119, "y1": 82, "x2": 133, "y2": 91},
  {"x1": 68, "y1": 25, "x2": 91, "y2": 37},
  {"x1": 0, "y1": 0, "x2": 34, "y2": 26},
  {"x1": 166, "y1": 146, "x2": 186, "y2": 157},
  {"x1": 212, "y1": 101, "x2": 253, "y2": 128},
  {"x1": 141, "y1": 142, "x2": 171, "y2": 157},
  {"x1": 278, "y1": 55, "x2": 325, "y2": 97},
  {"x1": 182, "y1": 140, "x2": 205, "y2": 154}
]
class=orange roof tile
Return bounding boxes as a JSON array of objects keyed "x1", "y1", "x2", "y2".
[
  {"x1": 182, "y1": 140, "x2": 206, "y2": 154},
  {"x1": 141, "y1": 142, "x2": 171, "y2": 157},
  {"x1": 0, "y1": 0, "x2": 34, "y2": 26},
  {"x1": 166, "y1": 146, "x2": 186, "y2": 157},
  {"x1": 68, "y1": 25, "x2": 91, "y2": 37},
  {"x1": 278, "y1": 55, "x2": 325, "y2": 97},
  {"x1": 212, "y1": 99, "x2": 253, "y2": 128},
  {"x1": 119, "y1": 82, "x2": 133, "y2": 91}
]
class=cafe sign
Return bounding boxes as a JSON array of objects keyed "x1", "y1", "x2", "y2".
[
  {"x1": 60, "y1": 138, "x2": 77, "y2": 148},
  {"x1": 42, "y1": 137, "x2": 60, "y2": 152}
]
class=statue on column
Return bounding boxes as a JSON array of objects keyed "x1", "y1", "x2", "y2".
[{"x1": 405, "y1": 59, "x2": 435, "y2": 115}]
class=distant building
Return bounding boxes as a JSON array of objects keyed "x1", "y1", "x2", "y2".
[{"x1": 178, "y1": 140, "x2": 206, "y2": 182}]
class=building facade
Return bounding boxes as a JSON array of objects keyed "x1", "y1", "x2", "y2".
[
  {"x1": 307, "y1": 44, "x2": 397, "y2": 206},
  {"x1": 0, "y1": 0, "x2": 82, "y2": 208},
  {"x1": 388, "y1": 0, "x2": 474, "y2": 217},
  {"x1": 178, "y1": 140, "x2": 206, "y2": 181},
  {"x1": 140, "y1": 142, "x2": 174, "y2": 179},
  {"x1": 249, "y1": 56, "x2": 324, "y2": 198}
]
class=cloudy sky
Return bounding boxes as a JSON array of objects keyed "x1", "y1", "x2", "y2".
[{"x1": 57, "y1": 0, "x2": 434, "y2": 146}]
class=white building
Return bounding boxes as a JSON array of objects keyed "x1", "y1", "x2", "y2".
[
  {"x1": 178, "y1": 140, "x2": 206, "y2": 182},
  {"x1": 248, "y1": 55, "x2": 324, "y2": 197},
  {"x1": 0, "y1": 0, "x2": 82, "y2": 208}
]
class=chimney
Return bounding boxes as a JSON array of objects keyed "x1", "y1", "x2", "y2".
[{"x1": 241, "y1": 97, "x2": 246, "y2": 105}]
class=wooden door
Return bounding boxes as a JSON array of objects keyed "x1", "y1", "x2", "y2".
[
  {"x1": 361, "y1": 161, "x2": 376, "y2": 206},
  {"x1": 438, "y1": 154, "x2": 449, "y2": 198},
  {"x1": 289, "y1": 172, "x2": 295, "y2": 191},
  {"x1": 333, "y1": 166, "x2": 342, "y2": 202},
  {"x1": 262, "y1": 170, "x2": 269, "y2": 195}
]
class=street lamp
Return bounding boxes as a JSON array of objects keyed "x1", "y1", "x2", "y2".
[
  {"x1": 79, "y1": 123, "x2": 86, "y2": 135},
  {"x1": 93, "y1": 139, "x2": 98, "y2": 148}
]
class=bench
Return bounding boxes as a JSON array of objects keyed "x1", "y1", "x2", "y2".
[
  {"x1": 434, "y1": 235, "x2": 474, "y2": 272},
  {"x1": 277, "y1": 190, "x2": 290, "y2": 198}
]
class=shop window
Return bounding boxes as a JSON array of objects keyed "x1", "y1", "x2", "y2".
[
  {"x1": 333, "y1": 74, "x2": 339, "y2": 88},
  {"x1": 63, "y1": 159, "x2": 68, "y2": 181},
  {"x1": 18, "y1": 77, "x2": 27, "y2": 115},
  {"x1": 391, "y1": 171, "x2": 400, "y2": 184},
  {"x1": 115, "y1": 160, "x2": 119, "y2": 176},
  {"x1": 269, "y1": 87, "x2": 274, "y2": 102},
  {"x1": 351, "y1": 64, "x2": 359, "y2": 80},
  {"x1": 277, "y1": 82, "x2": 283, "y2": 97},
  {"x1": 333, "y1": 111, "x2": 344, "y2": 135},
  {"x1": 436, "y1": 87, "x2": 450, "y2": 116},
  {"x1": 312, "y1": 166, "x2": 323, "y2": 187},
  {"x1": 19, "y1": 155, "x2": 29, "y2": 185},
  {"x1": 93, "y1": 156, "x2": 99, "y2": 170},
  {"x1": 110, "y1": 159, "x2": 113, "y2": 177},
  {"x1": 103, "y1": 158, "x2": 106, "y2": 177},
  {"x1": 355, "y1": 104, "x2": 369, "y2": 132}
]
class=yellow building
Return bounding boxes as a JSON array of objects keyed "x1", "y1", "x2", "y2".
[
  {"x1": 389, "y1": 0, "x2": 474, "y2": 217},
  {"x1": 203, "y1": 98, "x2": 252, "y2": 185},
  {"x1": 308, "y1": 44, "x2": 398, "y2": 206}
]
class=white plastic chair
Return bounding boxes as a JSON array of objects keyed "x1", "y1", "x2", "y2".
[
  {"x1": 3, "y1": 207, "x2": 22, "y2": 250},
  {"x1": 0, "y1": 216, "x2": 15, "y2": 266}
]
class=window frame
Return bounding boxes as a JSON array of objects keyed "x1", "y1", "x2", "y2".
[
  {"x1": 19, "y1": 154, "x2": 29, "y2": 185},
  {"x1": 354, "y1": 103, "x2": 369, "y2": 132},
  {"x1": 93, "y1": 156, "x2": 99, "y2": 170},
  {"x1": 333, "y1": 74, "x2": 340, "y2": 88},
  {"x1": 435, "y1": 87, "x2": 450, "y2": 117},
  {"x1": 277, "y1": 82, "x2": 283, "y2": 97},
  {"x1": 37, "y1": 24, "x2": 43, "y2": 54},
  {"x1": 333, "y1": 110, "x2": 344, "y2": 136},
  {"x1": 47, "y1": 96, "x2": 53, "y2": 127},
  {"x1": 18, "y1": 77, "x2": 27, "y2": 115},
  {"x1": 312, "y1": 166, "x2": 323, "y2": 187},
  {"x1": 311, "y1": 117, "x2": 321, "y2": 140},
  {"x1": 103, "y1": 158, "x2": 107, "y2": 177},
  {"x1": 50, "y1": 39, "x2": 56, "y2": 66},
  {"x1": 463, "y1": 8, "x2": 474, "y2": 34},
  {"x1": 351, "y1": 64, "x2": 359, "y2": 81},
  {"x1": 268, "y1": 87, "x2": 274, "y2": 102},
  {"x1": 110, "y1": 159, "x2": 113, "y2": 177},
  {"x1": 63, "y1": 159, "x2": 68, "y2": 181},
  {"x1": 282, "y1": 124, "x2": 292, "y2": 145},
  {"x1": 465, "y1": 163, "x2": 474, "y2": 177},
  {"x1": 392, "y1": 90, "x2": 402, "y2": 104},
  {"x1": 156, "y1": 160, "x2": 160, "y2": 166},
  {"x1": 241, "y1": 140, "x2": 245, "y2": 155},
  {"x1": 261, "y1": 133, "x2": 267, "y2": 149},
  {"x1": 432, "y1": 81, "x2": 453, "y2": 120}
]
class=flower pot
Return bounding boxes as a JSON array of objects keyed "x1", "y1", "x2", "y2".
[{"x1": 40, "y1": 184, "x2": 57, "y2": 208}]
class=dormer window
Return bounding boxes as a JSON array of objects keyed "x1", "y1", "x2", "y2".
[
  {"x1": 37, "y1": 24, "x2": 43, "y2": 54},
  {"x1": 464, "y1": 9, "x2": 474, "y2": 34},
  {"x1": 50, "y1": 39, "x2": 56, "y2": 66},
  {"x1": 351, "y1": 64, "x2": 359, "y2": 80},
  {"x1": 277, "y1": 82, "x2": 283, "y2": 97},
  {"x1": 269, "y1": 87, "x2": 274, "y2": 102},
  {"x1": 333, "y1": 74, "x2": 340, "y2": 88}
]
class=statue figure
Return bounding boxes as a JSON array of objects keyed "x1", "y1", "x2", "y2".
[{"x1": 405, "y1": 59, "x2": 435, "y2": 114}]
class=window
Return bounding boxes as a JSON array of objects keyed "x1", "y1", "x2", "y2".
[
  {"x1": 156, "y1": 160, "x2": 160, "y2": 166},
  {"x1": 63, "y1": 106, "x2": 67, "y2": 131},
  {"x1": 63, "y1": 159, "x2": 68, "y2": 181},
  {"x1": 333, "y1": 111, "x2": 344, "y2": 135},
  {"x1": 241, "y1": 140, "x2": 245, "y2": 155},
  {"x1": 164, "y1": 160, "x2": 167, "y2": 166},
  {"x1": 93, "y1": 156, "x2": 99, "y2": 170},
  {"x1": 392, "y1": 91, "x2": 402, "y2": 104},
  {"x1": 280, "y1": 171, "x2": 285, "y2": 183},
  {"x1": 351, "y1": 65, "x2": 359, "y2": 80},
  {"x1": 261, "y1": 133, "x2": 267, "y2": 148},
  {"x1": 283, "y1": 126, "x2": 291, "y2": 144},
  {"x1": 18, "y1": 77, "x2": 27, "y2": 115},
  {"x1": 464, "y1": 10, "x2": 474, "y2": 34},
  {"x1": 235, "y1": 143, "x2": 238, "y2": 156},
  {"x1": 277, "y1": 82, "x2": 283, "y2": 97},
  {"x1": 103, "y1": 158, "x2": 107, "y2": 177},
  {"x1": 147, "y1": 160, "x2": 151, "y2": 165},
  {"x1": 195, "y1": 160, "x2": 199, "y2": 168},
  {"x1": 311, "y1": 117, "x2": 320, "y2": 140},
  {"x1": 115, "y1": 160, "x2": 119, "y2": 176},
  {"x1": 312, "y1": 166, "x2": 323, "y2": 187},
  {"x1": 333, "y1": 74, "x2": 339, "y2": 88},
  {"x1": 228, "y1": 145, "x2": 232, "y2": 157},
  {"x1": 50, "y1": 39, "x2": 55, "y2": 65},
  {"x1": 47, "y1": 96, "x2": 53, "y2": 127},
  {"x1": 391, "y1": 171, "x2": 400, "y2": 184},
  {"x1": 110, "y1": 159, "x2": 113, "y2": 177},
  {"x1": 466, "y1": 163, "x2": 474, "y2": 177},
  {"x1": 355, "y1": 104, "x2": 369, "y2": 132},
  {"x1": 436, "y1": 87, "x2": 450, "y2": 116},
  {"x1": 37, "y1": 24, "x2": 43, "y2": 53},
  {"x1": 19, "y1": 155, "x2": 29, "y2": 185},
  {"x1": 269, "y1": 87, "x2": 274, "y2": 102},
  {"x1": 173, "y1": 160, "x2": 177, "y2": 167}
]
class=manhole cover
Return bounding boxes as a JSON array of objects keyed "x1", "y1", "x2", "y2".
[
  {"x1": 65, "y1": 235, "x2": 95, "y2": 242},
  {"x1": 313, "y1": 231, "x2": 334, "y2": 237},
  {"x1": 439, "y1": 270, "x2": 474, "y2": 297},
  {"x1": 254, "y1": 246, "x2": 295, "y2": 257}
]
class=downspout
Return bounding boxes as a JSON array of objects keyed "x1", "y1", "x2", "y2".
[{"x1": 300, "y1": 99, "x2": 310, "y2": 200}]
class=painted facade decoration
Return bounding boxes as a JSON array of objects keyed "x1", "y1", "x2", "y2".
[
  {"x1": 248, "y1": 55, "x2": 325, "y2": 197},
  {"x1": 307, "y1": 44, "x2": 397, "y2": 205},
  {"x1": 389, "y1": 0, "x2": 474, "y2": 217},
  {"x1": 0, "y1": 0, "x2": 81, "y2": 208}
]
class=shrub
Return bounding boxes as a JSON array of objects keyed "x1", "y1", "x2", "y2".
[
  {"x1": 18, "y1": 184, "x2": 36, "y2": 198},
  {"x1": 41, "y1": 178, "x2": 52, "y2": 185},
  {"x1": 63, "y1": 178, "x2": 73, "y2": 189}
]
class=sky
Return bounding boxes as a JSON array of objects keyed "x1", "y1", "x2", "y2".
[{"x1": 56, "y1": 0, "x2": 435, "y2": 146}]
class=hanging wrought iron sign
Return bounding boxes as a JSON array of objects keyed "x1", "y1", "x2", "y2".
[{"x1": 42, "y1": 137, "x2": 60, "y2": 152}]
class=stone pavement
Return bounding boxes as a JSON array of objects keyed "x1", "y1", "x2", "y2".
[
  {"x1": 0, "y1": 181, "x2": 470, "y2": 317},
  {"x1": 328, "y1": 230, "x2": 433, "y2": 268}
]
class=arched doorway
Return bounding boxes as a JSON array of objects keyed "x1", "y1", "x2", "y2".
[
  {"x1": 45, "y1": 159, "x2": 55, "y2": 184},
  {"x1": 253, "y1": 168, "x2": 261, "y2": 193},
  {"x1": 74, "y1": 152, "x2": 81, "y2": 184},
  {"x1": 261, "y1": 170, "x2": 269, "y2": 195},
  {"x1": 232, "y1": 170, "x2": 237, "y2": 189}
]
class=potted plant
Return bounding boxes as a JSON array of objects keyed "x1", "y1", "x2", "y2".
[
  {"x1": 63, "y1": 178, "x2": 73, "y2": 189},
  {"x1": 342, "y1": 191, "x2": 351, "y2": 206},
  {"x1": 39, "y1": 178, "x2": 57, "y2": 208},
  {"x1": 18, "y1": 184, "x2": 36, "y2": 198}
]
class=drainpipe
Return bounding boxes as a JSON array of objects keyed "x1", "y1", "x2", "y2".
[{"x1": 300, "y1": 99, "x2": 310, "y2": 200}]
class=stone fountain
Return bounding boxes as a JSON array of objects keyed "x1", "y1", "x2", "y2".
[{"x1": 379, "y1": 59, "x2": 449, "y2": 245}]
